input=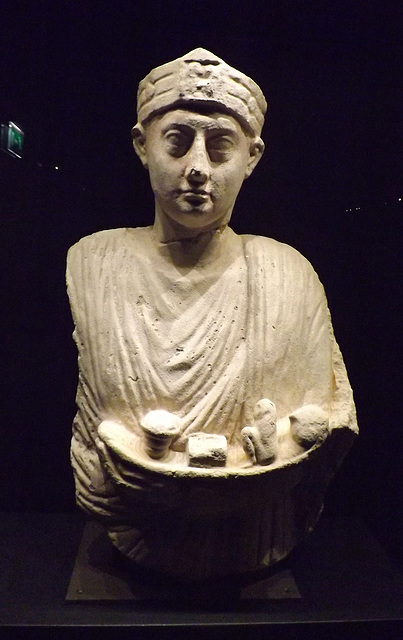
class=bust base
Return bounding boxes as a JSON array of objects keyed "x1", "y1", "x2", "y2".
[{"x1": 66, "y1": 520, "x2": 301, "y2": 601}]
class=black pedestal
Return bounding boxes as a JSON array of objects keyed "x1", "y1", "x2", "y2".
[{"x1": 0, "y1": 513, "x2": 402, "y2": 634}]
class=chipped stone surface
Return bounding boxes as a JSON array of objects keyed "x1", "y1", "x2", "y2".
[
  {"x1": 67, "y1": 49, "x2": 358, "y2": 580},
  {"x1": 187, "y1": 433, "x2": 227, "y2": 467}
]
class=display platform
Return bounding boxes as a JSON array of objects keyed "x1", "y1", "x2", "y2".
[
  {"x1": 0, "y1": 512, "x2": 402, "y2": 633},
  {"x1": 66, "y1": 520, "x2": 301, "y2": 602}
]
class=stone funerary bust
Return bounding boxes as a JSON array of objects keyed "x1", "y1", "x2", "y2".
[{"x1": 66, "y1": 48, "x2": 358, "y2": 580}]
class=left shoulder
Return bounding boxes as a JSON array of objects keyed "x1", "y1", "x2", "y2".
[{"x1": 241, "y1": 234, "x2": 317, "y2": 276}]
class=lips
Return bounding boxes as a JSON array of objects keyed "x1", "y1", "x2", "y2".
[{"x1": 181, "y1": 190, "x2": 210, "y2": 206}]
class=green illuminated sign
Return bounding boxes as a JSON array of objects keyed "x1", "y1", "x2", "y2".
[{"x1": 1, "y1": 121, "x2": 24, "y2": 158}]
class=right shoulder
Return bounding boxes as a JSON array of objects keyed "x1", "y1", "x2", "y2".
[
  {"x1": 67, "y1": 227, "x2": 151, "y2": 262},
  {"x1": 68, "y1": 228, "x2": 129, "y2": 255}
]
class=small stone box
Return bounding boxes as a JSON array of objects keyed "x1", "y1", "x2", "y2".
[{"x1": 187, "y1": 433, "x2": 227, "y2": 468}]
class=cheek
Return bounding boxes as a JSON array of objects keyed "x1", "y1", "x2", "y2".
[
  {"x1": 149, "y1": 165, "x2": 177, "y2": 196},
  {"x1": 213, "y1": 165, "x2": 245, "y2": 200}
]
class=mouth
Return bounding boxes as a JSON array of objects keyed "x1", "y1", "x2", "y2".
[{"x1": 180, "y1": 190, "x2": 210, "y2": 206}]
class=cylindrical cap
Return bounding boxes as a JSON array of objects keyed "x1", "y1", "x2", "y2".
[{"x1": 136, "y1": 48, "x2": 267, "y2": 136}]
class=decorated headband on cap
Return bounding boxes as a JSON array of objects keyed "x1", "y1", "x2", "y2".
[{"x1": 136, "y1": 48, "x2": 267, "y2": 136}]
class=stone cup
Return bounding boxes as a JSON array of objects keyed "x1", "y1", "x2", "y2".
[{"x1": 140, "y1": 410, "x2": 181, "y2": 459}]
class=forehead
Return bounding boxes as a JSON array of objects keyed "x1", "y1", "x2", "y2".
[{"x1": 148, "y1": 109, "x2": 245, "y2": 135}]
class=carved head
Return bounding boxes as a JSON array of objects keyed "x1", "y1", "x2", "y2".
[{"x1": 132, "y1": 49, "x2": 267, "y2": 235}]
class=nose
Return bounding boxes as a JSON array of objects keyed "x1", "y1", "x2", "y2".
[{"x1": 185, "y1": 138, "x2": 210, "y2": 186}]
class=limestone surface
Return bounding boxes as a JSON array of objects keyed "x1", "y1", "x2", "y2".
[
  {"x1": 67, "y1": 48, "x2": 358, "y2": 580},
  {"x1": 187, "y1": 433, "x2": 228, "y2": 468},
  {"x1": 241, "y1": 399, "x2": 278, "y2": 465}
]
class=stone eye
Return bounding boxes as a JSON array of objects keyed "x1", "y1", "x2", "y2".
[
  {"x1": 165, "y1": 131, "x2": 189, "y2": 156},
  {"x1": 208, "y1": 136, "x2": 233, "y2": 161}
]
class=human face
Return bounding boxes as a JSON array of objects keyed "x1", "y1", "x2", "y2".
[{"x1": 135, "y1": 109, "x2": 262, "y2": 237}]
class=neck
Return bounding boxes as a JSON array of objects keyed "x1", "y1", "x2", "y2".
[{"x1": 151, "y1": 220, "x2": 234, "y2": 270}]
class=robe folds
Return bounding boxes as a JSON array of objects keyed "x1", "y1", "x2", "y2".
[{"x1": 66, "y1": 226, "x2": 357, "y2": 517}]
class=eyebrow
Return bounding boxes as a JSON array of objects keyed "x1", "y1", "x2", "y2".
[
  {"x1": 161, "y1": 121, "x2": 239, "y2": 136},
  {"x1": 163, "y1": 118, "x2": 237, "y2": 133}
]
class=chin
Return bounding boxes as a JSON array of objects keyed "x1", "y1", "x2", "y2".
[
  {"x1": 174, "y1": 207, "x2": 216, "y2": 225},
  {"x1": 176, "y1": 219, "x2": 214, "y2": 232}
]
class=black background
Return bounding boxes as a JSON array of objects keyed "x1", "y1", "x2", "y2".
[{"x1": 0, "y1": 0, "x2": 402, "y2": 570}]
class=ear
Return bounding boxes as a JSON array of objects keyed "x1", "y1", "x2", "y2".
[
  {"x1": 131, "y1": 124, "x2": 148, "y2": 169},
  {"x1": 244, "y1": 137, "x2": 264, "y2": 179}
]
